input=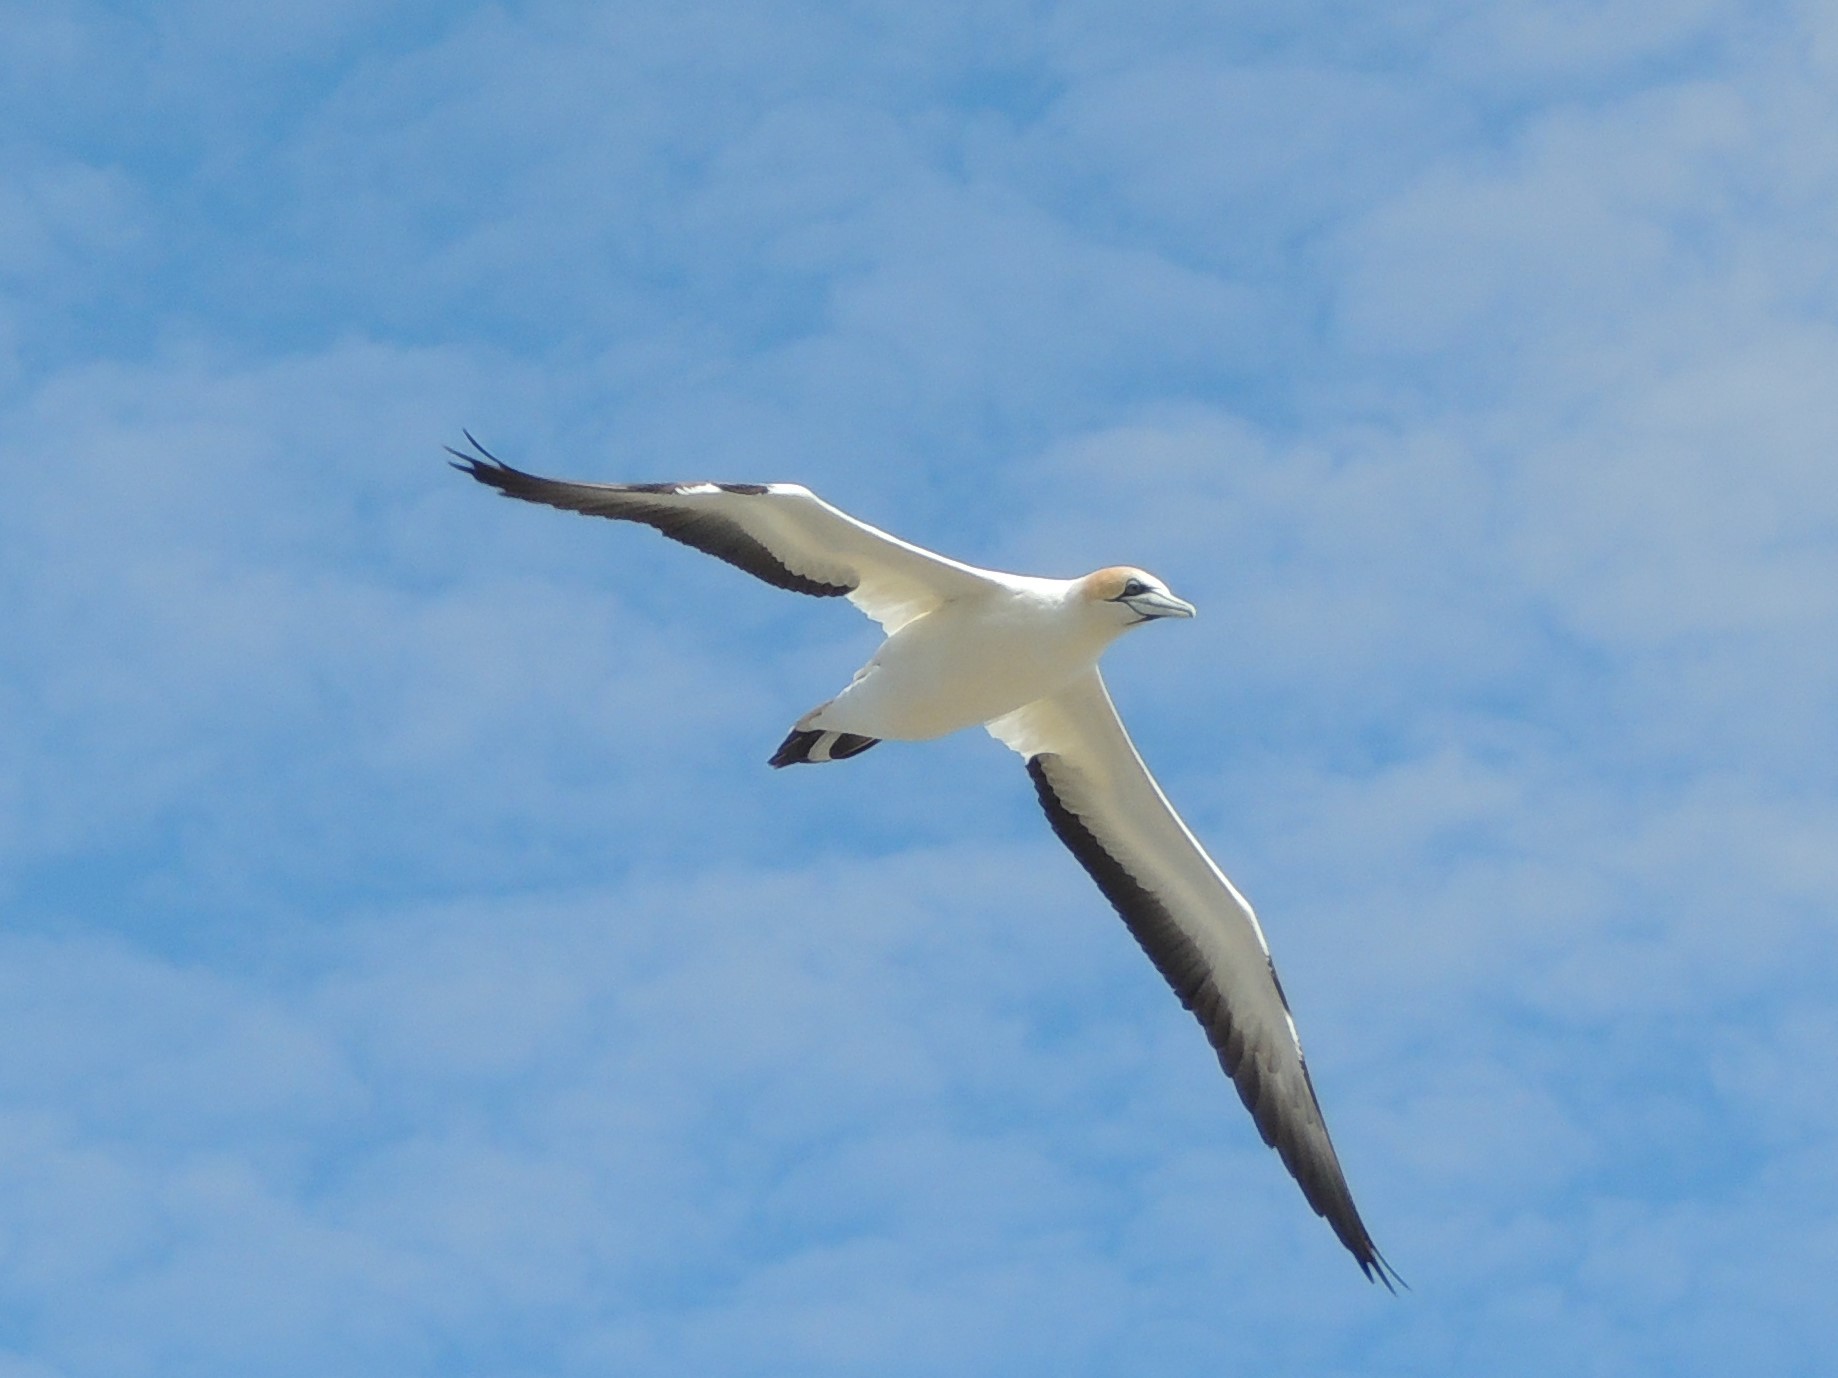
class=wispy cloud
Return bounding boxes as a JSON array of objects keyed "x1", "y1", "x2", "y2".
[{"x1": 2, "y1": 1, "x2": 1836, "y2": 1374}]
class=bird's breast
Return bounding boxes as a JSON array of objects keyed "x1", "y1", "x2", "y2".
[{"x1": 824, "y1": 594, "x2": 1104, "y2": 740}]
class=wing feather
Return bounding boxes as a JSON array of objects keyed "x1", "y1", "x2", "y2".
[
  {"x1": 449, "y1": 434, "x2": 998, "y2": 630},
  {"x1": 989, "y1": 670, "x2": 1398, "y2": 1286}
]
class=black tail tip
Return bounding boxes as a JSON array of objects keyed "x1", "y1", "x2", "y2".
[
  {"x1": 770, "y1": 728, "x2": 880, "y2": 767},
  {"x1": 769, "y1": 729, "x2": 818, "y2": 768}
]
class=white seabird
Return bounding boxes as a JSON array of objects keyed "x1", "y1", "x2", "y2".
[{"x1": 451, "y1": 433, "x2": 1398, "y2": 1287}]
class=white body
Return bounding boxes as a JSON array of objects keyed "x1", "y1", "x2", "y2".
[{"x1": 810, "y1": 577, "x2": 1117, "y2": 741}]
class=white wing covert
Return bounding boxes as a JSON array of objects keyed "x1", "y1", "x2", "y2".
[
  {"x1": 449, "y1": 434, "x2": 999, "y2": 631},
  {"x1": 988, "y1": 669, "x2": 1397, "y2": 1286}
]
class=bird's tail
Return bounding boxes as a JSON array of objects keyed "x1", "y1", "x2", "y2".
[{"x1": 769, "y1": 727, "x2": 880, "y2": 767}]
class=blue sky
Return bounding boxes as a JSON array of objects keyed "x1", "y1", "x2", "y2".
[{"x1": 4, "y1": 1, "x2": 1837, "y2": 1373}]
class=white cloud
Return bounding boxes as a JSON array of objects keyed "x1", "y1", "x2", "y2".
[{"x1": 3, "y1": 1, "x2": 1837, "y2": 1373}]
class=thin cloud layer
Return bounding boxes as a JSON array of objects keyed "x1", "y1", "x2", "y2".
[{"x1": 2, "y1": 2, "x2": 1836, "y2": 1375}]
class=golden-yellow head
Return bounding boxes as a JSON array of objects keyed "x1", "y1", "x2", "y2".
[{"x1": 1076, "y1": 567, "x2": 1196, "y2": 623}]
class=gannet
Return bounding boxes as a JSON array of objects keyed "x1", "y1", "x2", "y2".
[{"x1": 450, "y1": 433, "x2": 1398, "y2": 1287}]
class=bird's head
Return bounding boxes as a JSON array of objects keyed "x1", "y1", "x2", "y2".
[{"x1": 1078, "y1": 566, "x2": 1197, "y2": 630}]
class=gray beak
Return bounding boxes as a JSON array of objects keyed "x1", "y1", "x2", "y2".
[{"x1": 1125, "y1": 589, "x2": 1197, "y2": 620}]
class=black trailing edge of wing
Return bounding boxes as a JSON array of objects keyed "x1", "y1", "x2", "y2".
[
  {"x1": 448, "y1": 432, "x2": 855, "y2": 599},
  {"x1": 1025, "y1": 752, "x2": 1402, "y2": 1291}
]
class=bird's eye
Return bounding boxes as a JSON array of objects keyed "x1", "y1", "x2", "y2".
[{"x1": 1120, "y1": 578, "x2": 1148, "y2": 598}]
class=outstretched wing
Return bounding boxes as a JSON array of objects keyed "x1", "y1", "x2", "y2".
[
  {"x1": 988, "y1": 669, "x2": 1398, "y2": 1287},
  {"x1": 450, "y1": 434, "x2": 1001, "y2": 631}
]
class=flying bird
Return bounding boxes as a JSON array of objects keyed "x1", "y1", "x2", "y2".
[{"x1": 450, "y1": 433, "x2": 1398, "y2": 1287}]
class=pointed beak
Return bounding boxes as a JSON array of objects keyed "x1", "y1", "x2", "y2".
[{"x1": 1126, "y1": 590, "x2": 1196, "y2": 620}]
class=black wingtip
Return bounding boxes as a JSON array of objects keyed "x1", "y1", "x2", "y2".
[
  {"x1": 460, "y1": 429, "x2": 504, "y2": 464},
  {"x1": 1362, "y1": 1249, "x2": 1408, "y2": 1294},
  {"x1": 446, "y1": 433, "x2": 525, "y2": 492},
  {"x1": 446, "y1": 433, "x2": 488, "y2": 470}
]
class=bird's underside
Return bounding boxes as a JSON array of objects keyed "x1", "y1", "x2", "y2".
[{"x1": 450, "y1": 433, "x2": 1399, "y2": 1288}]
